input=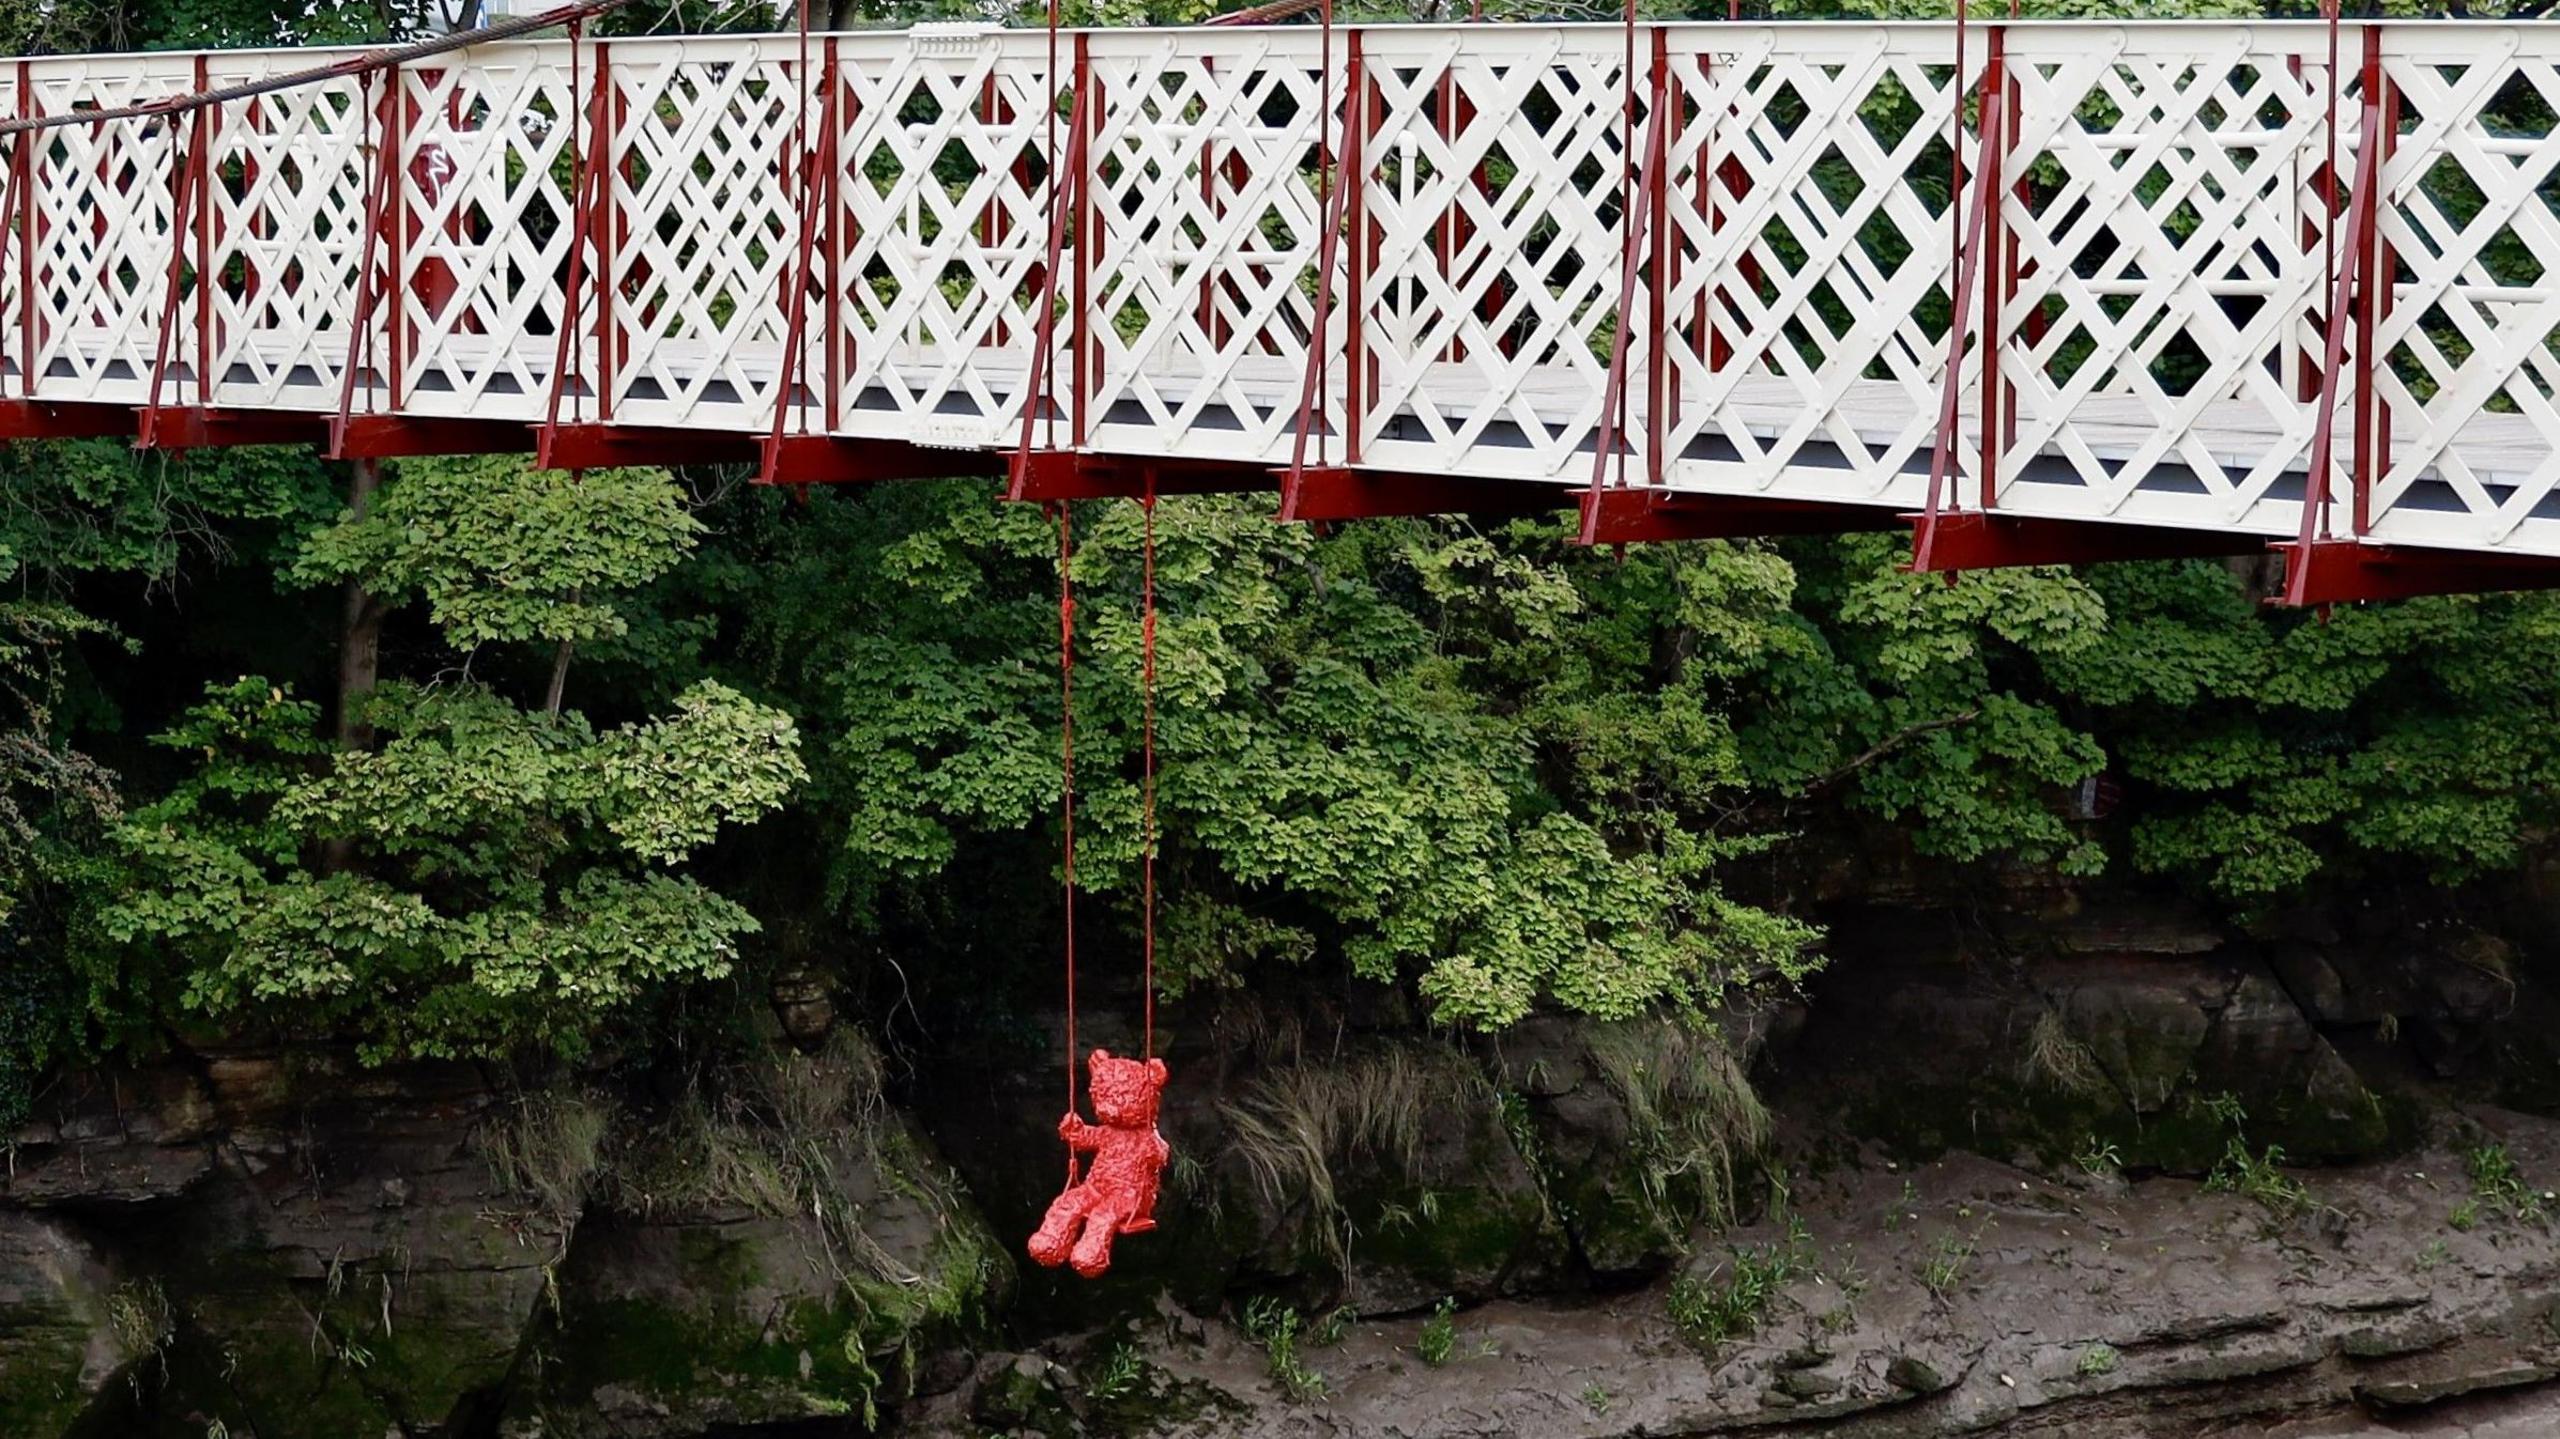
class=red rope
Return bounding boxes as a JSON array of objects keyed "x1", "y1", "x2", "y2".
[
  {"x1": 1139, "y1": 488, "x2": 1157, "y2": 1060},
  {"x1": 1057, "y1": 503, "x2": 1079, "y2": 1165}
]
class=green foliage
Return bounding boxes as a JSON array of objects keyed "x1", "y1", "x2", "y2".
[
  {"x1": 1920, "y1": 1227, "x2": 1979, "y2": 1297},
  {"x1": 106, "y1": 678, "x2": 798, "y2": 1061},
  {"x1": 1666, "y1": 1227, "x2": 1811, "y2": 1347},
  {"x1": 295, "y1": 458, "x2": 702, "y2": 650},
  {"x1": 2074, "y1": 1137, "x2": 2123, "y2": 1178},
  {"x1": 1240, "y1": 1298, "x2": 1326, "y2": 1402},
  {"x1": 2204, "y1": 1138, "x2": 2313, "y2": 1219},
  {"x1": 2075, "y1": 1343, "x2": 2120, "y2": 1378},
  {"x1": 1416, "y1": 1298, "x2": 1457, "y2": 1367},
  {"x1": 83, "y1": 446, "x2": 798, "y2": 1065},
  {"x1": 1087, "y1": 1341, "x2": 1146, "y2": 1402},
  {"x1": 2070, "y1": 571, "x2": 2560, "y2": 901},
  {"x1": 2466, "y1": 1142, "x2": 2548, "y2": 1224},
  {"x1": 751, "y1": 487, "x2": 1823, "y2": 1028}
]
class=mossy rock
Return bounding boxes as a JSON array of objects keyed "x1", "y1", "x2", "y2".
[
  {"x1": 527, "y1": 1127, "x2": 1001, "y2": 1437},
  {"x1": 0, "y1": 1213, "x2": 129, "y2": 1439}
]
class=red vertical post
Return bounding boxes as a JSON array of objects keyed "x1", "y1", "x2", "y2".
[
  {"x1": 193, "y1": 55, "x2": 213, "y2": 407},
  {"x1": 1342, "y1": 31, "x2": 1369, "y2": 465},
  {"x1": 383, "y1": 70, "x2": 407, "y2": 413},
  {"x1": 1645, "y1": 26, "x2": 1670, "y2": 485},
  {"x1": 2351, "y1": 24, "x2": 2387, "y2": 537},
  {"x1": 1976, "y1": 26, "x2": 2006, "y2": 510},
  {"x1": 2369, "y1": 48, "x2": 2397, "y2": 531},
  {"x1": 2001, "y1": 37, "x2": 2023, "y2": 458},
  {"x1": 1070, "y1": 33, "x2": 1095, "y2": 447},
  {"x1": 596, "y1": 41, "x2": 619, "y2": 423},
  {"x1": 822, "y1": 37, "x2": 843, "y2": 433}
]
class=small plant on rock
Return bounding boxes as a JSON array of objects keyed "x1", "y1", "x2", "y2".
[
  {"x1": 2075, "y1": 1342, "x2": 2120, "y2": 1377},
  {"x1": 1242, "y1": 1297, "x2": 1327, "y2": 1402},
  {"x1": 1089, "y1": 1341, "x2": 1146, "y2": 1403},
  {"x1": 2074, "y1": 1136, "x2": 2122, "y2": 1178},
  {"x1": 1582, "y1": 1382, "x2": 1612, "y2": 1415},
  {"x1": 2467, "y1": 1143, "x2": 2548, "y2": 1223},
  {"x1": 1667, "y1": 1232, "x2": 1808, "y2": 1347},
  {"x1": 1920, "y1": 1229, "x2": 1978, "y2": 1297},
  {"x1": 1417, "y1": 1297, "x2": 1458, "y2": 1367},
  {"x1": 1309, "y1": 1305, "x2": 1358, "y2": 1348},
  {"x1": 2205, "y1": 1137, "x2": 2311, "y2": 1219}
]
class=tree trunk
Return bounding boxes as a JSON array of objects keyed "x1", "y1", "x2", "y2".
[
  {"x1": 324, "y1": 459, "x2": 389, "y2": 876},
  {"x1": 545, "y1": 638, "x2": 575, "y2": 718},
  {"x1": 336, "y1": 459, "x2": 387, "y2": 751}
]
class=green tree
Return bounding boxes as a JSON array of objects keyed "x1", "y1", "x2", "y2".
[
  {"x1": 745, "y1": 485, "x2": 1821, "y2": 1030},
  {"x1": 99, "y1": 457, "x2": 805, "y2": 1062}
]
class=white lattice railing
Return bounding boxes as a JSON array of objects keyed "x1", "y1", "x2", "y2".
[{"x1": 0, "y1": 20, "x2": 2556, "y2": 557}]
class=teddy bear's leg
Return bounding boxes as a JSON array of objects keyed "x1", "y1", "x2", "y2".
[
  {"x1": 1068, "y1": 1203, "x2": 1122, "y2": 1278},
  {"x1": 1027, "y1": 1186, "x2": 1092, "y2": 1269}
]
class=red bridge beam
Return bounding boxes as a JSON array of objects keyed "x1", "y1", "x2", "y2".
[
  {"x1": 2273, "y1": 539, "x2": 2560, "y2": 606},
  {"x1": 135, "y1": 407, "x2": 329, "y2": 451},
  {"x1": 762, "y1": 435, "x2": 999, "y2": 486},
  {"x1": 1582, "y1": 487, "x2": 1902, "y2": 543},
  {"x1": 1902, "y1": 512, "x2": 2263, "y2": 572},
  {"x1": 0, "y1": 399, "x2": 131, "y2": 440}
]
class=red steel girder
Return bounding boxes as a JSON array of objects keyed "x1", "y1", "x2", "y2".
[
  {"x1": 1904, "y1": 512, "x2": 2263, "y2": 572},
  {"x1": 538, "y1": 423, "x2": 759, "y2": 470},
  {"x1": 760, "y1": 435, "x2": 998, "y2": 486},
  {"x1": 1580, "y1": 487, "x2": 1901, "y2": 544},
  {"x1": 1009, "y1": 453, "x2": 1259, "y2": 503},
  {"x1": 334, "y1": 415, "x2": 535, "y2": 459},
  {"x1": 2272, "y1": 539, "x2": 2560, "y2": 607},
  {"x1": 0, "y1": 399, "x2": 131, "y2": 440},
  {"x1": 1281, "y1": 465, "x2": 1568, "y2": 522},
  {"x1": 135, "y1": 407, "x2": 329, "y2": 451}
]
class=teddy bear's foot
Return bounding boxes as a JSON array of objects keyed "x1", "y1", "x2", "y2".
[{"x1": 1070, "y1": 1225, "x2": 1116, "y2": 1277}]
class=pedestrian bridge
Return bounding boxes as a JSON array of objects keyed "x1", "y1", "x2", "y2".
[{"x1": 3, "y1": 10, "x2": 2556, "y2": 600}]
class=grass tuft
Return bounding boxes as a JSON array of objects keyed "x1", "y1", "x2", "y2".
[
  {"x1": 1586, "y1": 1017, "x2": 1770, "y2": 1234},
  {"x1": 1222, "y1": 1043, "x2": 1481, "y2": 1273},
  {"x1": 2020, "y1": 1009, "x2": 2107, "y2": 1100}
]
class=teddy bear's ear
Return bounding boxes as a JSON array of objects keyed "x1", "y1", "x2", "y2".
[
  {"x1": 1148, "y1": 1058, "x2": 1168, "y2": 1083},
  {"x1": 1089, "y1": 1047, "x2": 1113, "y2": 1063}
]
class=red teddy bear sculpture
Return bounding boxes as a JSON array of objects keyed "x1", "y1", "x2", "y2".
[{"x1": 1027, "y1": 1048, "x2": 1169, "y2": 1278}]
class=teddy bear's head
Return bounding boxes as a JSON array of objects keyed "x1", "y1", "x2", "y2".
[{"x1": 1086, "y1": 1048, "x2": 1167, "y2": 1128}]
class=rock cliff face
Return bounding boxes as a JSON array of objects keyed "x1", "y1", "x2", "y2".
[{"x1": 7, "y1": 890, "x2": 2560, "y2": 1437}]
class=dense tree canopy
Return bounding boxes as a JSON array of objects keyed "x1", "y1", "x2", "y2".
[{"x1": 1, "y1": 0, "x2": 2556, "y2": 1123}]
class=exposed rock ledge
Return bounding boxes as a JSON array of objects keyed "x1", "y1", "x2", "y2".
[{"x1": 905, "y1": 1109, "x2": 2560, "y2": 1438}]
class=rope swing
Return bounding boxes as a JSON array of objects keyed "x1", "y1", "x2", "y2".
[
  {"x1": 1024, "y1": 494, "x2": 1170, "y2": 1281},
  {"x1": 1014, "y1": 9, "x2": 1170, "y2": 1259}
]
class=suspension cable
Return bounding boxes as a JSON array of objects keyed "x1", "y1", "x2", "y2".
[
  {"x1": 1139, "y1": 486, "x2": 1157, "y2": 1061},
  {"x1": 1056, "y1": 503, "x2": 1079, "y2": 1154}
]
